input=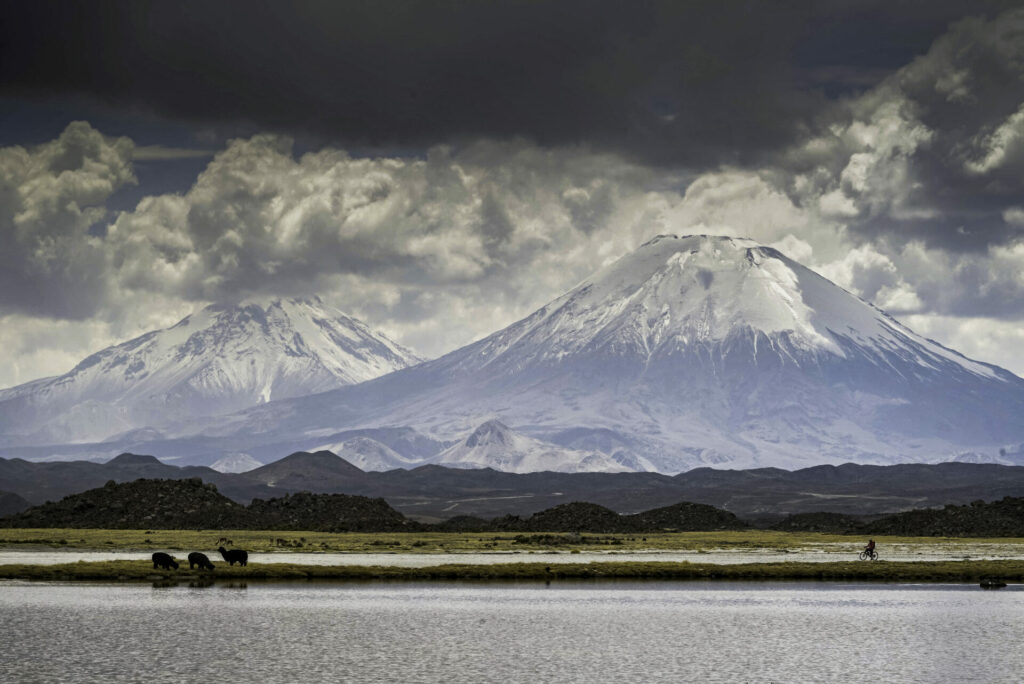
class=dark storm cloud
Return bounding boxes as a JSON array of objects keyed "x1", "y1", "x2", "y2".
[
  {"x1": 3, "y1": 1, "x2": 1024, "y2": 386},
  {"x1": 1, "y1": 0, "x2": 1014, "y2": 168},
  {"x1": 0, "y1": 122, "x2": 134, "y2": 318}
]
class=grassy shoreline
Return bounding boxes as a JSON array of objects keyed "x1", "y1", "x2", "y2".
[
  {"x1": 2, "y1": 559, "x2": 1023, "y2": 583},
  {"x1": 3, "y1": 527, "x2": 1024, "y2": 553}
]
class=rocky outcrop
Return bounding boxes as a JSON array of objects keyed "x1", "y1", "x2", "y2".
[
  {"x1": 0, "y1": 478, "x2": 412, "y2": 531},
  {"x1": 0, "y1": 478, "x2": 250, "y2": 529},
  {"x1": 861, "y1": 497, "x2": 1024, "y2": 537},
  {"x1": 522, "y1": 502, "x2": 632, "y2": 532},
  {"x1": 485, "y1": 500, "x2": 748, "y2": 533},
  {"x1": 246, "y1": 492, "x2": 418, "y2": 532},
  {"x1": 628, "y1": 501, "x2": 747, "y2": 531},
  {"x1": 767, "y1": 497, "x2": 1024, "y2": 537}
]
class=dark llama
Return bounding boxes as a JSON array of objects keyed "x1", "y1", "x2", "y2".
[
  {"x1": 218, "y1": 546, "x2": 248, "y2": 566},
  {"x1": 151, "y1": 552, "x2": 179, "y2": 570},
  {"x1": 188, "y1": 552, "x2": 215, "y2": 571}
]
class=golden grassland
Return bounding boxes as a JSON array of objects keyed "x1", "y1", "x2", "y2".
[
  {"x1": 1, "y1": 559, "x2": 1023, "y2": 583},
  {"x1": 2, "y1": 527, "x2": 1023, "y2": 554}
]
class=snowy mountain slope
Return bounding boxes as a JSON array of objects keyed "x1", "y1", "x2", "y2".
[
  {"x1": 184, "y1": 234, "x2": 1024, "y2": 473},
  {"x1": 210, "y1": 453, "x2": 265, "y2": 473},
  {"x1": 312, "y1": 436, "x2": 421, "y2": 472},
  {"x1": 432, "y1": 420, "x2": 629, "y2": 473},
  {"x1": 0, "y1": 296, "x2": 422, "y2": 445}
]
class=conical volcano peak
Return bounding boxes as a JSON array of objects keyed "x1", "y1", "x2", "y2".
[
  {"x1": 477, "y1": 232, "x2": 844, "y2": 363},
  {"x1": 456, "y1": 231, "x2": 1004, "y2": 387},
  {"x1": 639, "y1": 233, "x2": 757, "y2": 248},
  {"x1": 465, "y1": 420, "x2": 512, "y2": 447},
  {"x1": 575, "y1": 233, "x2": 834, "y2": 347}
]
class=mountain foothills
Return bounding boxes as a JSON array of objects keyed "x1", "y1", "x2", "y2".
[
  {"x1": 2, "y1": 235, "x2": 1023, "y2": 474},
  {"x1": 5, "y1": 451, "x2": 1024, "y2": 522},
  {"x1": 0, "y1": 297, "x2": 421, "y2": 445},
  {"x1": 4, "y1": 470, "x2": 1024, "y2": 537}
]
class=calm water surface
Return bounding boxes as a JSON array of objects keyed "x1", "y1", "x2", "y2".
[{"x1": 1, "y1": 581, "x2": 1021, "y2": 683}]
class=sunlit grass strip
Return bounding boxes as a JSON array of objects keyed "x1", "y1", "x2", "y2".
[
  {"x1": 2, "y1": 559, "x2": 1024, "y2": 582},
  {"x1": 2, "y1": 528, "x2": 1023, "y2": 553}
]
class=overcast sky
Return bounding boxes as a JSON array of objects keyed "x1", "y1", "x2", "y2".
[{"x1": 1, "y1": 0, "x2": 1022, "y2": 386}]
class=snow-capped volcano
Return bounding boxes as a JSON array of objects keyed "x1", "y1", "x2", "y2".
[
  {"x1": 432, "y1": 420, "x2": 628, "y2": 473},
  {"x1": 0, "y1": 296, "x2": 421, "y2": 445},
  {"x1": 193, "y1": 234, "x2": 1024, "y2": 473},
  {"x1": 8, "y1": 235, "x2": 1023, "y2": 473},
  {"x1": 449, "y1": 234, "x2": 1001, "y2": 379}
]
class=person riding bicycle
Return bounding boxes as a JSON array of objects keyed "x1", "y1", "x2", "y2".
[{"x1": 864, "y1": 539, "x2": 876, "y2": 557}]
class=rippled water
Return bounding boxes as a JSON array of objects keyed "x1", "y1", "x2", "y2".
[{"x1": 1, "y1": 581, "x2": 1021, "y2": 683}]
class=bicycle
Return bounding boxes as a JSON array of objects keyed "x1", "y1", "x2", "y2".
[{"x1": 858, "y1": 549, "x2": 878, "y2": 561}]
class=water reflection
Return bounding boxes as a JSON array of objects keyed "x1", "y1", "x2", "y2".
[{"x1": 1, "y1": 581, "x2": 1022, "y2": 683}]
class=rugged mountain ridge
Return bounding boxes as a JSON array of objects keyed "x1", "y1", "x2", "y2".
[{"x1": 0, "y1": 296, "x2": 421, "y2": 445}]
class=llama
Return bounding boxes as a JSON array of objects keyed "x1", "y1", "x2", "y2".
[
  {"x1": 218, "y1": 546, "x2": 248, "y2": 566},
  {"x1": 188, "y1": 552, "x2": 215, "y2": 571},
  {"x1": 151, "y1": 552, "x2": 179, "y2": 570}
]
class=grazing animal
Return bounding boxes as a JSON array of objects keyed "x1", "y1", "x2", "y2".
[
  {"x1": 151, "y1": 552, "x2": 179, "y2": 570},
  {"x1": 218, "y1": 546, "x2": 248, "y2": 566},
  {"x1": 188, "y1": 552, "x2": 215, "y2": 571}
]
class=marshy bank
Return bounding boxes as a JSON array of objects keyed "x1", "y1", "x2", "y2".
[
  {"x1": 4, "y1": 558, "x2": 1024, "y2": 583},
  {"x1": 4, "y1": 527, "x2": 1024, "y2": 555}
]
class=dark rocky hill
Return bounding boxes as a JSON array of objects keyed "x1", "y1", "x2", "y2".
[
  {"x1": 628, "y1": 501, "x2": 747, "y2": 531},
  {"x1": 3, "y1": 468, "x2": 1024, "y2": 536},
  {"x1": 767, "y1": 497, "x2": 1024, "y2": 537},
  {"x1": 239, "y1": 451, "x2": 366, "y2": 492},
  {"x1": 0, "y1": 478, "x2": 418, "y2": 532},
  {"x1": 487, "y1": 500, "x2": 749, "y2": 533},
  {"x1": 861, "y1": 497, "x2": 1024, "y2": 537},
  {"x1": 0, "y1": 477, "x2": 751, "y2": 533},
  {"x1": 0, "y1": 490, "x2": 31, "y2": 516},
  {"x1": 0, "y1": 478, "x2": 251, "y2": 529},
  {"x1": 246, "y1": 492, "x2": 418, "y2": 532},
  {"x1": 520, "y1": 502, "x2": 632, "y2": 533}
]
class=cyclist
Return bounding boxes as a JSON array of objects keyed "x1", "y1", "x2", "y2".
[{"x1": 863, "y1": 539, "x2": 876, "y2": 558}]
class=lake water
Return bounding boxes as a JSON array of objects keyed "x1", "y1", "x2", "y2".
[{"x1": 1, "y1": 581, "x2": 1021, "y2": 683}]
